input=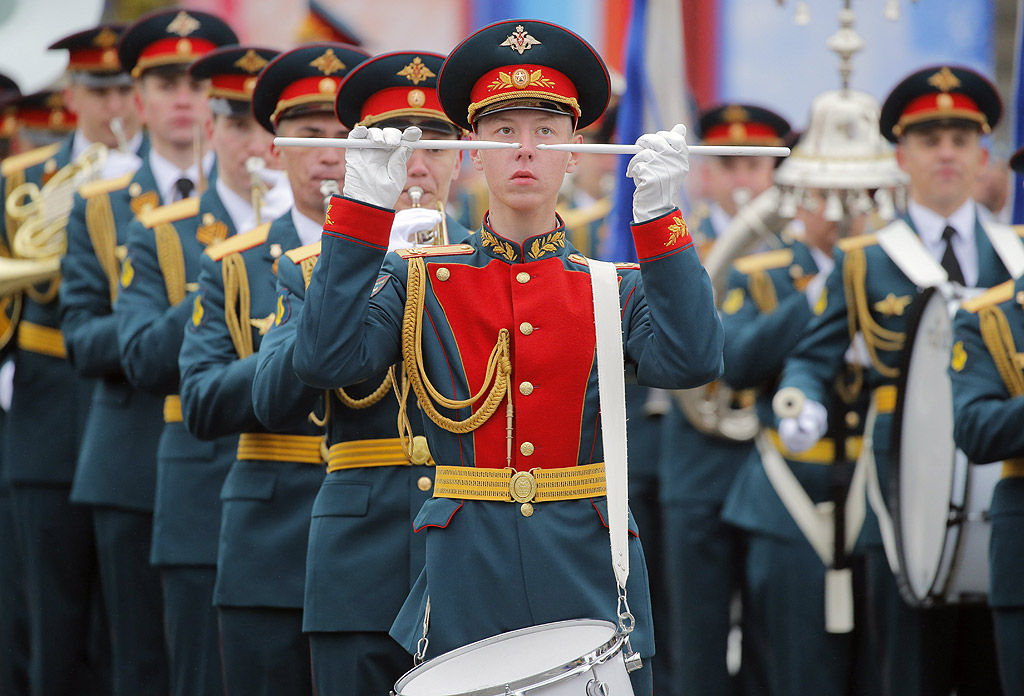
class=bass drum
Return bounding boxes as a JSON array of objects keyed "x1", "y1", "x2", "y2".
[
  {"x1": 890, "y1": 287, "x2": 999, "y2": 607},
  {"x1": 393, "y1": 619, "x2": 636, "y2": 696}
]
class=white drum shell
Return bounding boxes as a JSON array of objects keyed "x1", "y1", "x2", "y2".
[{"x1": 394, "y1": 619, "x2": 635, "y2": 696}]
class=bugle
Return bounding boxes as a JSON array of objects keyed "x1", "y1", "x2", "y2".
[{"x1": 407, "y1": 186, "x2": 448, "y2": 246}]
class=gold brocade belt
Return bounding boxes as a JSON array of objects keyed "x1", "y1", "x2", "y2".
[
  {"x1": 164, "y1": 395, "x2": 182, "y2": 423},
  {"x1": 873, "y1": 385, "x2": 897, "y2": 414},
  {"x1": 16, "y1": 321, "x2": 65, "y2": 359},
  {"x1": 766, "y1": 429, "x2": 863, "y2": 465},
  {"x1": 432, "y1": 463, "x2": 606, "y2": 503},
  {"x1": 237, "y1": 433, "x2": 326, "y2": 465},
  {"x1": 326, "y1": 436, "x2": 433, "y2": 473},
  {"x1": 1003, "y1": 458, "x2": 1024, "y2": 479}
]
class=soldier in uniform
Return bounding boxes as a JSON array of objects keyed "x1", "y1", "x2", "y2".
[
  {"x1": 114, "y1": 44, "x2": 277, "y2": 696},
  {"x1": 1, "y1": 26, "x2": 145, "y2": 696},
  {"x1": 776, "y1": 65, "x2": 1008, "y2": 696},
  {"x1": 251, "y1": 50, "x2": 470, "y2": 694},
  {"x1": 58, "y1": 10, "x2": 236, "y2": 696},
  {"x1": 178, "y1": 42, "x2": 368, "y2": 696},
  {"x1": 657, "y1": 103, "x2": 789, "y2": 696},
  {"x1": 292, "y1": 20, "x2": 722, "y2": 696},
  {"x1": 950, "y1": 266, "x2": 1024, "y2": 696}
]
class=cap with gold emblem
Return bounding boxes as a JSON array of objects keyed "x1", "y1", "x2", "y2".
[
  {"x1": 698, "y1": 104, "x2": 791, "y2": 147},
  {"x1": 335, "y1": 51, "x2": 459, "y2": 135},
  {"x1": 294, "y1": 0, "x2": 363, "y2": 46},
  {"x1": 879, "y1": 65, "x2": 1001, "y2": 143},
  {"x1": 189, "y1": 45, "x2": 279, "y2": 117},
  {"x1": 437, "y1": 19, "x2": 610, "y2": 132},
  {"x1": 13, "y1": 90, "x2": 76, "y2": 134},
  {"x1": 118, "y1": 8, "x2": 238, "y2": 79},
  {"x1": 251, "y1": 42, "x2": 369, "y2": 134},
  {"x1": 48, "y1": 24, "x2": 132, "y2": 87}
]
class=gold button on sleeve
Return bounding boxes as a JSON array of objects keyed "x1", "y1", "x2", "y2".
[
  {"x1": 519, "y1": 322, "x2": 533, "y2": 335},
  {"x1": 516, "y1": 272, "x2": 530, "y2": 284},
  {"x1": 519, "y1": 381, "x2": 534, "y2": 396},
  {"x1": 520, "y1": 442, "x2": 535, "y2": 456},
  {"x1": 417, "y1": 476, "x2": 432, "y2": 492},
  {"x1": 435, "y1": 267, "x2": 450, "y2": 281},
  {"x1": 845, "y1": 411, "x2": 860, "y2": 429}
]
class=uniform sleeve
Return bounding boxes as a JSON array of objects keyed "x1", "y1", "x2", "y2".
[
  {"x1": 59, "y1": 192, "x2": 123, "y2": 378},
  {"x1": 722, "y1": 267, "x2": 813, "y2": 389},
  {"x1": 622, "y1": 209, "x2": 723, "y2": 389},
  {"x1": 293, "y1": 196, "x2": 403, "y2": 389},
  {"x1": 950, "y1": 308, "x2": 1024, "y2": 462},
  {"x1": 252, "y1": 255, "x2": 321, "y2": 431},
  {"x1": 777, "y1": 249, "x2": 851, "y2": 408},
  {"x1": 178, "y1": 253, "x2": 259, "y2": 440},
  {"x1": 115, "y1": 219, "x2": 195, "y2": 395}
]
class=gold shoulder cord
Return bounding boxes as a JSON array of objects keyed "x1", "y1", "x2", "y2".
[
  {"x1": 153, "y1": 222, "x2": 186, "y2": 306},
  {"x1": 402, "y1": 255, "x2": 514, "y2": 464},
  {"x1": 85, "y1": 193, "x2": 121, "y2": 304},
  {"x1": 221, "y1": 252, "x2": 253, "y2": 358},
  {"x1": 843, "y1": 247, "x2": 904, "y2": 378},
  {"x1": 748, "y1": 270, "x2": 778, "y2": 313},
  {"x1": 979, "y1": 305, "x2": 1024, "y2": 398}
]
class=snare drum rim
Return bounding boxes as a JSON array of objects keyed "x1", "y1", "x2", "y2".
[{"x1": 393, "y1": 619, "x2": 628, "y2": 696}]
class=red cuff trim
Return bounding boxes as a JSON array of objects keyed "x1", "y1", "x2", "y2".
[
  {"x1": 322, "y1": 196, "x2": 393, "y2": 248},
  {"x1": 631, "y1": 209, "x2": 693, "y2": 262}
]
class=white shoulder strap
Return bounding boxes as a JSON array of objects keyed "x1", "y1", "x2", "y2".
[
  {"x1": 981, "y1": 220, "x2": 1024, "y2": 280},
  {"x1": 588, "y1": 259, "x2": 629, "y2": 590},
  {"x1": 876, "y1": 219, "x2": 948, "y2": 289}
]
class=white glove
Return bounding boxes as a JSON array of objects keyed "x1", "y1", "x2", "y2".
[
  {"x1": 777, "y1": 399, "x2": 828, "y2": 454},
  {"x1": 387, "y1": 207, "x2": 444, "y2": 252},
  {"x1": 342, "y1": 125, "x2": 421, "y2": 209},
  {"x1": 101, "y1": 149, "x2": 142, "y2": 180},
  {"x1": 627, "y1": 123, "x2": 689, "y2": 223},
  {"x1": 0, "y1": 360, "x2": 14, "y2": 412}
]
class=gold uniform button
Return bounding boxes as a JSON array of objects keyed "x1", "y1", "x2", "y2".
[
  {"x1": 516, "y1": 272, "x2": 530, "y2": 284},
  {"x1": 519, "y1": 381, "x2": 534, "y2": 396},
  {"x1": 435, "y1": 267, "x2": 451, "y2": 281},
  {"x1": 417, "y1": 476, "x2": 432, "y2": 492},
  {"x1": 845, "y1": 411, "x2": 860, "y2": 429},
  {"x1": 519, "y1": 322, "x2": 534, "y2": 335},
  {"x1": 520, "y1": 502, "x2": 534, "y2": 517},
  {"x1": 520, "y1": 442, "x2": 535, "y2": 456}
]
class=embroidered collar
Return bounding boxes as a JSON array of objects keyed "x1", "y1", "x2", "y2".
[{"x1": 478, "y1": 214, "x2": 568, "y2": 263}]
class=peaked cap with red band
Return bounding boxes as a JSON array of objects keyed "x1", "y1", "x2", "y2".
[
  {"x1": 49, "y1": 25, "x2": 131, "y2": 86},
  {"x1": 13, "y1": 90, "x2": 76, "y2": 133},
  {"x1": 879, "y1": 65, "x2": 1001, "y2": 143},
  {"x1": 251, "y1": 43, "x2": 368, "y2": 134},
  {"x1": 189, "y1": 45, "x2": 279, "y2": 116},
  {"x1": 118, "y1": 8, "x2": 238, "y2": 79},
  {"x1": 437, "y1": 19, "x2": 610, "y2": 132},
  {"x1": 698, "y1": 103, "x2": 790, "y2": 147},
  {"x1": 335, "y1": 51, "x2": 458, "y2": 134}
]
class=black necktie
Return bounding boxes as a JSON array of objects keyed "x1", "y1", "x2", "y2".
[
  {"x1": 940, "y1": 225, "x2": 965, "y2": 285},
  {"x1": 173, "y1": 177, "x2": 195, "y2": 201}
]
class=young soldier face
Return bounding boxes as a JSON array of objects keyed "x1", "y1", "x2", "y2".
[
  {"x1": 897, "y1": 124, "x2": 988, "y2": 215},
  {"x1": 397, "y1": 129, "x2": 461, "y2": 212},
  {"x1": 470, "y1": 110, "x2": 580, "y2": 215},
  {"x1": 272, "y1": 112, "x2": 347, "y2": 220},
  {"x1": 135, "y1": 71, "x2": 211, "y2": 150},
  {"x1": 208, "y1": 112, "x2": 276, "y2": 199},
  {"x1": 702, "y1": 155, "x2": 776, "y2": 216},
  {"x1": 63, "y1": 82, "x2": 139, "y2": 149}
]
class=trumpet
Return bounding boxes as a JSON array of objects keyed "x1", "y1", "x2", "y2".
[
  {"x1": 320, "y1": 179, "x2": 340, "y2": 216},
  {"x1": 110, "y1": 116, "x2": 129, "y2": 153},
  {"x1": 407, "y1": 186, "x2": 449, "y2": 246},
  {"x1": 245, "y1": 157, "x2": 268, "y2": 226}
]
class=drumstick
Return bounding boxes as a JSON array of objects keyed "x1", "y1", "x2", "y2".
[
  {"x1": 274, "y1": 137, "x2": 790, "y2": 157},
  {"x1": 773, "y1": 387, "x2": 806, "y2": 419}
]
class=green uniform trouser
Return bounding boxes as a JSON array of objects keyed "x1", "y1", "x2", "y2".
[
  {"x1": 993, "y1": 609, "x2": 1024, "y2": 696},
  {"x1": 218, "y1": 606, "x2": 310, "y2": 696},
  {"x1": 0, "y1": 479, "x2": 28, "y2": 696},
  {"x1": 160, "y1": 566, "x2": 221, "y2": 696}
]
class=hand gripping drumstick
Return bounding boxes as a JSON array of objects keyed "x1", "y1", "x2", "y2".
[
  {"x1": 273, "y1": 136, "x2": 790, "y2": 158},
  {"x1": 773, "y1": 387, "x2": 807, "y2": 419}
]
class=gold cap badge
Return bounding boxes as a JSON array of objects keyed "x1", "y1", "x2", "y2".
[
  {"x1": 500, "y1": 25, "x2": 541, "y2": 55},
  {"x1": 166, "y1": 11, "x2": 200, "y2": 38}
]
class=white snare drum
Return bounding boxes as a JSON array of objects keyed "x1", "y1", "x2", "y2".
[
  {"x1": 890, "y1": 288, "x2": 998, "y2": 606},
  {"x1": 393, "y1": 619, "x2": 637, "y2": 696}
]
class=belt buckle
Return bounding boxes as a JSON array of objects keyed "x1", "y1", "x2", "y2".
[{"x1": 509, "y1": 469, "x2": 537, "y2": 503}]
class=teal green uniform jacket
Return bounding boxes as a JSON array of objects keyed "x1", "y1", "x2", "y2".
[
  {"x1": 950, "y1": 276, "x2": 1024, "y2": 608},
  {"x1": 60, "y1": 156, "x2": 166, "y2": 512},
  {"x1": 116, "y1": 185, "x2": 237, "y2": 566},
  {"x1": 778, "y1": 213, "x2": 1013, "y2": 545},
  {"x1": 292, "y1": 196, "x2": 723, "y2": 658},
  {"x1": 179, "y1": 210, "x2": 323, "y2": 609},
  {"x1": 251, "y1": 217, "x2": 475, "y2": 632}
]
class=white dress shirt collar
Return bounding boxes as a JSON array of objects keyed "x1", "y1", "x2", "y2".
[
  {"x1": 907, "y1": 197, "x2": 979, "y2": 287},
  {"x1": 215, "y1": 178, "x2": 254, "y2": 233},
  {"x1": 291, "y1": 207, "x2": 323, "y2": 247},
  {"x1": 149, "y1": 148, "x2": 215, "y2": 204}
]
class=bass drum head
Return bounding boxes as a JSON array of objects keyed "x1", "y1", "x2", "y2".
[
  {"x1": 891, "y1": 287, "x2": 958, "y2": 606},
  {"x1": 394, "y1": 619, "x2": 631, "y2": 696}
]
